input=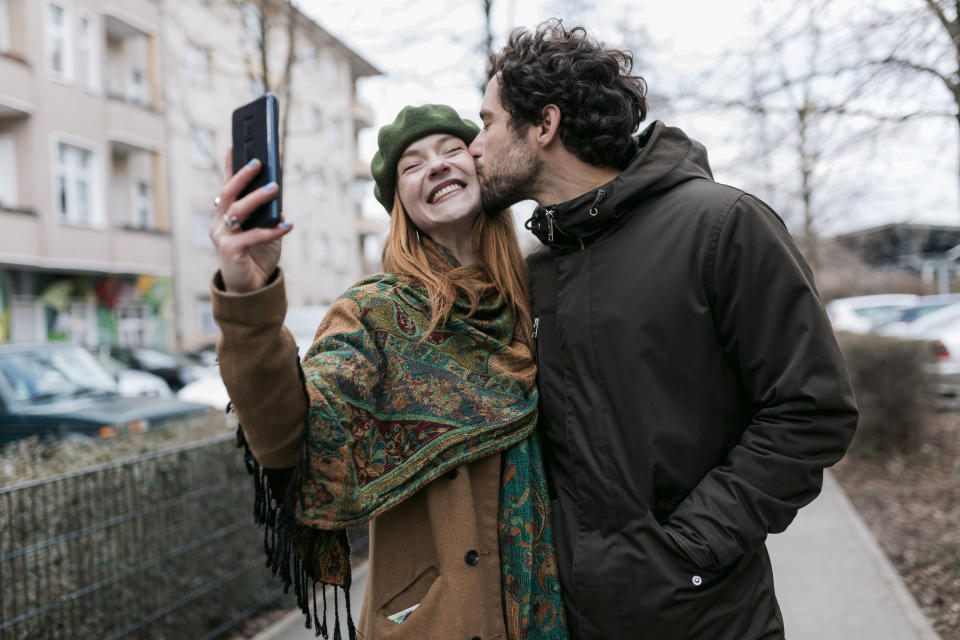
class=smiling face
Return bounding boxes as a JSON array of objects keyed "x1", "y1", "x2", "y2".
[
  {"x1": 469, "y1": 75, "x2": 543, "y2": 211},
  {"x1": 396, "y1": 133, "x2": 482, "y2": 243}
]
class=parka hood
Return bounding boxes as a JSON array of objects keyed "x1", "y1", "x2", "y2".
[{"x1": 526, "y1": 121, "x2": 714, "y2": 249}]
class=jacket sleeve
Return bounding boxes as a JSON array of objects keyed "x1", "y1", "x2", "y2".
[
  {"x1": 212, "y1": 269, "x2": 306, "y2": 469},
  {"x1": 664, "y1": 194, "x2": 859, "y2": 571}
]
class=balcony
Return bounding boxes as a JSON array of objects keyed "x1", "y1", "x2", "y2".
[
  {"x1": 105, "y1": 99, "x2": 164, "y2": 151},
  {"x1": 0, "y1": 54, "x2": 35, "y2": 119},
  {"x1": 351, "y1": 101, "x2": 374, "y2": 130}
]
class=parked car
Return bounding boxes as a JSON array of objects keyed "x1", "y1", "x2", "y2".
[
  {"x1": 825, "y1": 294, "x2": 919, "y2": 334},
  {"x1": 0, "y1": 343, "x2": 210, "y2": 449},
  {"x1": 109, "y1": 346, "x2": 207, "y2": 392},
  {"x1": 878, "y1": 294, "x2": 960, "y2": 336},
  {"x1": 897, "y1": 304, "x2": 960, "y2": 408},
  {"x1": 177, "y1": 365, "x2": 230, "y2": 410},
  {"x1": 90, "y1": 348, "x2": 173, "y2": 398}
]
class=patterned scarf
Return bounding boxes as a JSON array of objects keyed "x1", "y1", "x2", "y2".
[{"x1": 239, "y1": 261, "x2": 567, "y2": 639}]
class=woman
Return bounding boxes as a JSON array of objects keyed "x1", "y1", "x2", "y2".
[{"x1": 209, "y1": 105, "x2": 567, "y2": 640}]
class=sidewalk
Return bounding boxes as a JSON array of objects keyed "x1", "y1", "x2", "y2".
[
  {"x1": 766, "y1": 470, "x2": 940, "y2": 640},
  {"x1": 255, "y1": 471, "x2": 940, "y2": 640}
]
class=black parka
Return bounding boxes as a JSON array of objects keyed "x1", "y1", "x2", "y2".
[{"x1": 526, "y1": 122, "x2": 858, "y2": 640}]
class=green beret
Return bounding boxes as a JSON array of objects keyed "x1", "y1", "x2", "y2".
[{"x1": 370, "y1": 104, "x2": 480, "y2": 213}]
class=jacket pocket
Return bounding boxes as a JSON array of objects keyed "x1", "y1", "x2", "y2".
[
  {"x1": 613, "y1": 509, "x2": 775, "y2": 639},
  {"x1": 376, "y1": 565, "x2": 438, "y2": 623}
]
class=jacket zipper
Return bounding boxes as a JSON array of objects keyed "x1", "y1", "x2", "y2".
[
  {"x1": 533, "y1": 317, "x2": 540, "y2": 339},
  {"x1": 544, "y1": 210, "x2": 555, "y2": 242}
]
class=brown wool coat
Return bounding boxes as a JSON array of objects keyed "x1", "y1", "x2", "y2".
[{"x1": 212, "y1": 270, "x2": 508, "y2": 640}]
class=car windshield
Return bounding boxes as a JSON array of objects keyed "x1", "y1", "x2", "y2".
[
  {"x1": 132, "y1": 348, "x2": 181, "y2": 369},
  {"x1": 0, "y1": 347, "x2": 117, "y2": 404}
]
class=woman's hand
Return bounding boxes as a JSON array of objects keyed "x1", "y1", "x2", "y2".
[{"x1": 210, "y1": 150, "x2": 293, "y2": 293}]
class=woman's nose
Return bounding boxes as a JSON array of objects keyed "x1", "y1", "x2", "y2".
[{"x1": 427, "y1": 156, "x2": 450, "y2": 176}]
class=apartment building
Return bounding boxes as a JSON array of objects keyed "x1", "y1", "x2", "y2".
[
  {"x1": 0, "y1": 0, "x2": 173, "y2": 347},
  {"x1": 160, "y1": 0, "x2": 379, "y2": 350},
  {"x1": 0, "y1": 0, "x2": 379, "y2": 351}
]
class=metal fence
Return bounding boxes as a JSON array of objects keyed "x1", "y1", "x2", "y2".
[{"x1": 0, "y1": 434, "x2": 290, "y2": 640}]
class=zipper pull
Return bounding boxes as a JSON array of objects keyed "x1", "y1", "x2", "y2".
[
  {"x1": 545, "y1": 209, "x2": 555, "y2": 242},
  {"x1": 533, "y1": 317, "x2": 540, "y2": 339}
]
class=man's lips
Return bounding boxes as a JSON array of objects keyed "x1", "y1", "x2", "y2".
[{"x1": 429, "y1": 179, "x2": 466, "y2": 204}]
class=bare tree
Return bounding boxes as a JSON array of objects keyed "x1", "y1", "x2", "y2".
[
  {"x1": 859, "y1": 1, "x2": 960, "y2": 218},
  {"x1": 681, "y1": 0, "x2": 932, "y2": 271},
  {"x1": 231, "y1": 0, "x2": 298, "y2": 172}
]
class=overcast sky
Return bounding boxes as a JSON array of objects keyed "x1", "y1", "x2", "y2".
[{"x1": 296, "y1": 0, "x2": 959, "y2": 236}]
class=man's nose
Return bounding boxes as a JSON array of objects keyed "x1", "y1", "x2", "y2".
[{"x1": 469, "y1": 135, "x2": 483, "y2": 158}]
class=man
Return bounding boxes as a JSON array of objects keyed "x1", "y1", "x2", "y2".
[{"x1": 469, "y1": 21, "x2": 858, "y2": 640}]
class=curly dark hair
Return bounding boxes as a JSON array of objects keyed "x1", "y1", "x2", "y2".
[{"x1": 488, "y1": 20, "x2": 647, "y2": 170}]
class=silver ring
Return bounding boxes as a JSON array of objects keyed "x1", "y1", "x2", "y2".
[
  {"x1": 213, "y1": 196, "x2": 222, "y2": 208},
  {"x1": 224, "y1": 215, "x2": 241, "y2": 231}
]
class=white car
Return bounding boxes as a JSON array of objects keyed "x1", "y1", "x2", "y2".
[
  {"x1": 899, "y1": 303, "x2": 960, "y2": 408},
  {"x1": 825, "y1": 294, "x2": 919, "y2": 334},
  {"x1": 878, "y1": 294, "x2": 960, "y2": 336}
]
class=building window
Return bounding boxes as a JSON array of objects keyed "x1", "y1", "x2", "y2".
[
  {"x1": 126, "y1": 68, "x2": 149, "y2": 106},
  {"x1": 189, "y1": 127, "x2": 214, "y2": 168},
  {"x1": 0, "y1": 134, "x2": 18, "y2": 208},
  {"x1": 10, "y1": 297, "x2": 46, "y2": 343},
  {"x1": 196, "y1": 298, "x2": 217, "y2": 336},
  {"x1": 333, "y1": 239, "x2": 348, "y2": 272},
  {"x1": 323, "y1": 56, "x2": 340, "y2": 87},
  {"x1": 243, "y1": 3, "x2": 261, "y2": 45},
  {"x1": 54, "y1": 140, "x2": 98, "y2": 226},
  {"x1": 310, "y1": 169, "x2": 326, "y2": 198},
  {"x1": 185, "y1": 43, "x2": 211, "y2": 88},
  {"x1": 116, "y1": 302, "x2": 147, "y2": 346},
  {"x1": 77, "y1": 11, "x2": 99, "y2": 92},
  {"x1": 302, "y1": 41, "x2": 317, "y2": 68},
  {"x1": 310, "y1": 106, "x2": 322, "y2": 131},
  {"x1": 132, "y1": 180, "x2": 154, "y2": 229},
  {"x1": 45, "y1": 2, "x2": 73, "y2": 82},
  {"x1": 67, "y1": 299, "x2": 97, "y2": 346},
  {"x1": 316, "y1": 233, "x2": 329, "y2": 264},
  {"x1": 194, "y1": 210, "x2": 213, "y2": 248},
  {"x1": 0, "y1": 0, "x2": 11, "y2": 53}
]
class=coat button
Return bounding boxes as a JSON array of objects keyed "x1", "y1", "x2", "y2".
[
  {"x1": 691, "y1": 575, "x2": 703, "y2": 586},
  {"x1": 465, "y1": 550, "x2": 480, "y2": 566},
  {"x1": 446, "y1": 466, "x2": 459, "y2": 480}
]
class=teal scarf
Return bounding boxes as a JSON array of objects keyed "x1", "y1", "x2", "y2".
[{"x1": 240, "y1": 266, "x2": 567, "y2": 639}]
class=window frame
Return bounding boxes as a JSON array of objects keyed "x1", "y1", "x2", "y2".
[
  {"x1": 50, "y1": 133, "x2": 104, "y2": 228},
  {"x1": 44, "y1": 1, "x2": 74, "y2": 83}
]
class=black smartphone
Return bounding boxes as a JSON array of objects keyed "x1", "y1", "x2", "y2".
[{"x1": 231, "y1": 93, "x2": 282, "y2": 229}]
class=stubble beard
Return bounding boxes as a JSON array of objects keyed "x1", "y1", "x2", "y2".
[{"x1": 476, "y1": 136, "x2": 542, "y2": 214}]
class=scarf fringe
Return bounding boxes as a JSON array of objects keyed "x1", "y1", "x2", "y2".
[{"x1": 229, "y1": 361, "x2": 358, "y2": 640}]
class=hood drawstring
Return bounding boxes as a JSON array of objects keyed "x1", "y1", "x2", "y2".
[{"x1": 588, "y1": 189, "x2": 606, "y2": 216}]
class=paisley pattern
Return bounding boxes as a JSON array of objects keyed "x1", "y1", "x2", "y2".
[
  {"x1": 500, "y1": 437, "x2": 569, "y2": 639},
  {"x1": 290, "y1": 270, "x2": 567, "y2": 638}
]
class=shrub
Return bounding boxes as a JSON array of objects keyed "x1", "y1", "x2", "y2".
[{"x1": 836, "y1": 332, "x2": 933, "y2": 454}]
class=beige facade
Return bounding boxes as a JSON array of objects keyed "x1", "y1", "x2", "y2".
[
  {"x1": 0, "y1": 0, "x2": 379, "y2": 351},
  {"x1": 0, "y1": 0, "x2": 173, "y2": 347},
  {"x1": 159, "y1": 0, "x2": 380, "y2": 350}
]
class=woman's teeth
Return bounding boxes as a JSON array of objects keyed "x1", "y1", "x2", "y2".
[{"x1": 431, "y1": 183, "x2": 463, "y2": 203}]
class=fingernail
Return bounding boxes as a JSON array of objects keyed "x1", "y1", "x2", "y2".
[
  {"x1": 280, "y1": 221, "x2": 292, "y2": 228},
  {"x1": 264, "y1": 182, "x2": 277, "y2": 192},
  {"x1": 247, "y1": 159, "x2": 259, "y2": 168}
]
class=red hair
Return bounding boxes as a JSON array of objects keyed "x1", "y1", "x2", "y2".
[{"x1": 380, "y1": 190, "x2": 532, "y2": 343}]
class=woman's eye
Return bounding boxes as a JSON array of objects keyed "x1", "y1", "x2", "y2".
[
  {"x1": 446, "y1": 146, "x2": 464, "y2": 154},
  {"x1": 401, "y1": 163, "x2": 419, "y2": 174}
]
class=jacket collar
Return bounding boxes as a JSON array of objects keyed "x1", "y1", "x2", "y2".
[{"x1": 524, "y1": 121, "x2": 713, "y2": 251}]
